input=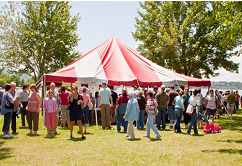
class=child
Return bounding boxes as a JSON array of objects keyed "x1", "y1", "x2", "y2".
[
  {"x1": 44, "y1": 90, "x2": 57, "y2": 137},
  {"x1": 143, "y1": 91, "x2": 161, "y2": 140},
  {"x1": 199, "y1": 113, "x2": 222, "y2": 133},
  {"x1": 123, "y1": 91, "x2": 139, "y2": 139}
]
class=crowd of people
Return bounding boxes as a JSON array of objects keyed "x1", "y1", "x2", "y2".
[{"x1": 0, "y1": 81, "x2": 240, "y2": 139}]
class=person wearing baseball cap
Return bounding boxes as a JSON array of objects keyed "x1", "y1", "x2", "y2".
[{"x1": 152, "y1": 86, "x2": 159, "y2": 99}]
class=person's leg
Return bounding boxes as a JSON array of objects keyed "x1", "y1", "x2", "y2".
[
  {"x1": 193, "y1": 114, "x2": 198, "y2": 134},
  {"x1": 33, "y1": 112, "x2": 39, "y2": 134},
  {"x1": 128, "y1": 120, "x2": 134, "y2": 138},
  {"x1": 127, "y1": 120, "x2": 131, "y2": 137},
  {"x1": 77, "y1": 120, "x2": 84, "y2": 137},
  {"x1": 70, "y1": 121, "x2": 74, "y2": 137},
  {"x1": 187, "y1": 114, "x2": 194, "y2": 135},
  {"x1": 173, "y1": 108, "x2": 179, "y2": 131},
  {"x1": 149, "y1": 114, "x2": 160, "y2": 136},
  {"x1": 21, "y1": 102, "x2": 28, "y2": 127},
  {"x1": 83, "y1": 106, "x2": 89, "y2": 133},
  {"x1": 26, "y1": 111, "x2": 33, "y2": 134},
  {"x1": 123, "y1": 118, "x2": 128, "y2": 132},
  {"x1": 11, "y1": 111, "x2": 17, "y2": 133},
  {"x1": 140, "y1": 110, "x2": 145, "y2": 129},
  {"x1": 2, "y1": 112, "x2": 12, "y2": 135},
  {"x1": 54, "y1": 110, "x2": 59, "y2": 132},
  {"x1": 137, "y1": 111, "x2": 141, "y2": 129},
  {"x1": 156, "y1": 107, "x2": 162, "y2": 129},
  {"x1": 61, "y1": 106, "x2": 66, "y2": 128},
  {"x1": 100, "y1": 104, "x2": 106, "y2": 129},
  {"x1": 146, "y1": 114, "x2": 150, "y2": 137},
  {"x1": 45, "y1": 112, "x2": 50, "y2": 132},
  {"x1": 105, "y1": 105, "x2": 111, "y2": 128},
  {"x1": 161, "y1": 107, "x2": 166, "y2": 129},
  {"x1": 117, "y1": 117, "x2": 121, "y2": 132},
  {"x1": 66, "y1": 109, "x2": 70, "y2": 128},
  {"x1": 183, "y1": 110, "x2": 189, "y2": 128},
  {"x1": 176, "y1": 108, "x2": 183, "y2": 132}
]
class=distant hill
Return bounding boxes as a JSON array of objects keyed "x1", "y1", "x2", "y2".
[{"x1": 211, "y1": 81, "x2": 242, "y2": 90}]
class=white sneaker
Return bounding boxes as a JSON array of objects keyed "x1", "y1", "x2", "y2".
[
  {"x1": 2, "y1": 134, "x2": 11, "y2": 138},
  {"x1": 226, "y1": 115, "x2": 229, "y2": 118},
  {"x1": 8, "y1": 133, "x2": 13, "y2": 137},
  {"x1": 143, "y1": 135, "x2": 150, "y2": 138},
  {"x1": 155, "y1": 135, "x2": 161, "y2": 140}
]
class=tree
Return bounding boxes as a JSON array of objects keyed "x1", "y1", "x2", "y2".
[
  {"x1": 132, "y1": 1, "x2": 242, "y2": 78},
  {"x1": 0, "y1": 1, "x2": 81, "y2": 82}
]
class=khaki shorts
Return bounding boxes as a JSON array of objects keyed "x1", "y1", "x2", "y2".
[{"x1": 227, "y1": 104, "x2": 234, "y2": 110}]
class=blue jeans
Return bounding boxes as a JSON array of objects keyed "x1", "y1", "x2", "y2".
[
  {"x1": 117, "y1": 116, "x2": 128, "y2": 132},
  {"x1": 156, "y1": 106, "x2": 166, "y2": 129},
  {"x1": 168, "y1": 106, "x2": 176, "y2": 120},
  {"x1": 197, "y1": 105, "x2": 203, "y2": 121},
  {"x1": 173, "y1": 108, "x2": 183, "y2": 132},
  {"x1": 147, "y1": 114, "x2": 160, "y2": 136},
  {"x1": 83, "y1": 106, "x2": 89, "y2": 124},
  {"x1": 187, "y1": 112, "x2": 198, "y2": 134},
  {"x1": 199, "y1": 113, "x2": 209, "y2": 123},
  {"x1": 137, "y1": 110, "x2": 145, "y2": 129},
  {"x1": 2, "y1": 112, "x2": 13, "y2": 132}
]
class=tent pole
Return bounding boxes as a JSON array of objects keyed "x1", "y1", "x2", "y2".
[{"x1": 43, "y1": 74, "x2": 46, "y2": 128}]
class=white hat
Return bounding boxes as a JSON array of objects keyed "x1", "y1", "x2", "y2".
[{"x1": 161, "y1": 85, "x2": 166, "y2": 89}]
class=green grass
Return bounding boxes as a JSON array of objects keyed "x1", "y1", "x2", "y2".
[{"x1": 0, "y1": 109, "x2": 242, "y2": 166}]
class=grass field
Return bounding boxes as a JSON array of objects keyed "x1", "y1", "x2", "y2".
[{"x1": 0, "y1": 109, "x2": 242, "y2": 166}]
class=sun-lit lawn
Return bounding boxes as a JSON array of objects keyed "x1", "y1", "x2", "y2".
[{"x1": 0, "y1": 109, "x2": 242, "y2": 166}]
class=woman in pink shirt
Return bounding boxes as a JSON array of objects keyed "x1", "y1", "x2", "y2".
[
  {"x1": 81, "y1": 87, "x2": 90, "y2": 133},
  {"x1": 44, "y1": 90, "x2": 57, "y2": 137},
  {"x1": 59, "y1": 86, "x2": 70, "y2": 129}
]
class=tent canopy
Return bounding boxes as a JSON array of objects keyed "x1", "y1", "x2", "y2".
[{"x1": 46, "y1": 37, "x2": 210, "y2": 87}]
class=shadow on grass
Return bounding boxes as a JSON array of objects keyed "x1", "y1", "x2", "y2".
[
  {"x1": 202, "y1": 149, "x2": 242, "y2": 155},
  {"x1": 127, "y1": 138, "x2": 141, "y2": 141},
  {"x1": 217, "y1": 139, "x2": 242, "y2": 144},
  {"x1": 0, "y1": 141, "x2": 13, "y2": 160},
  {"x1": 150, "y1": 138, "x2": 162, "y2": 141},
  {"x1": 83, "y1": 132, "x2": 93, "y2": 135},
  {"x1": 68, "y1": 137, "x2": 85, "y2": 142},
  {"x1": 19, "y1": 126, "x2": 28, "y2": 129},
  {"x1": 26, "y1": 133, "x2": 41, "y2": 137},
  {"x1": 191, "y1": 134, "x2": 204, "y2": 137}
]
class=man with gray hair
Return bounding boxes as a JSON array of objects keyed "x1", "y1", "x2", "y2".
[
  {"x1": 10, "y1": 82, "x2": 20, "y2": 134},
  {"x1": 46, "y1": 82, "x2": 59, "y2": 134}
]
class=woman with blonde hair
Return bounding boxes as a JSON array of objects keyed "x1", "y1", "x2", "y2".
[{"x1": 26, "y1": 84, "x2": 42, "y2": 135}]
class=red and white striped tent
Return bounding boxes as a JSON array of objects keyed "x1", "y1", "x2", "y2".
[{"x1": 45, "y1": 36, "x2": 210, "y2": 87}]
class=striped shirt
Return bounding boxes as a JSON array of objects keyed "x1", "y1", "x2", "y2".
[{"x1": 147, "y1": 99, "x2": 156, "y2": 115}]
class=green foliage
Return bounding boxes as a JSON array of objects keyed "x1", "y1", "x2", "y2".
[
  {"x1": 0, "y1": 1, "x2": 81, "y2": 82},
  {"x1": 133, "y1": 1, "x2": 242, "y2": 78},
  {"x1": 0, "y1": 73, "x2": 21, "y2": 87}
]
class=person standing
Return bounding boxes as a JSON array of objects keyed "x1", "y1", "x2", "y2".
[
  {"x1": 181, "y1": 87, "x2": 190, "y2": 129},
  {"x1": 19, "y1": 83, "x2": 29, "y2": 127},
  {"x1": 59, "y1": 86, "x2": 70, "y2": 129},
  {"x1": 69, "y1": 86, "x2": 85, "y2": 139},
  {"x1": 0, "y1": 87, "x2": 4, "y2": 113},
  {"x1": 95, "y1": 91, "x2": 99, "y2": 108},
  {"x1": 46, "y1": 82, "x2": 60, "y2": 134},
  {"x1": 26, "y1": 84, "x2": 42, "y2": 135},
  {"x1": 227, "y1": 90, "x2": 235, "y2": 118},
  {"x1": 167, "y1": 86, "x2": 178, "y2": 129},
  {"x1": 186, "y1": 89, "x2": 200, "y2": 135},
  {"x1": 44, "y1": 90, "x2": 57, "y2": 137},
  {"x1": 132, "y1": 85, "x2": 139, "y2": 99},
  {"x1": 81, "y1": 87, "x2": 90, "y2": 133},
  {"x1": 98, "y1": 82, "x2": 113, "y2": 129},
  {"x1": 235, "y1": 90, "x2": 240, "y2": 114},
  {"x1": 110, "y1": 86, "x2": 118, "y2": 124},
  {"x1": 144, "y1": 91, "x2": 161, "y2": 140},
  {"x1": 1, "y1": 84, "x2": 19, "y2": 138},
  {"x1": 197, "y1": 88, "x2": 204, "y2": 129},
  {"x1": 155, "y1": 85, "x2": 169, "y2": 130},
  {"x1": 173, "y1": 90, "x2": 184, "y2": 133},
  {"x1": 205, "y1": 89, "x2": 219, "y2": 117},
  {"x1": 123, "y1": 91, "x2": 139, "y2": 139},
  {"x1": 136, "y1": 90, "x2": 146, "y2": 130},
  {"x1": 10, "y1": 82, "x2": 20, "y2": 134},
  {"x1": 115, "y1": 89, "x2": 129, "y2": 133}
]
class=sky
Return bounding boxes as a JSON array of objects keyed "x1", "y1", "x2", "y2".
[{"x1": 1, "y1": 1, "x2": 242, "y2": 82}]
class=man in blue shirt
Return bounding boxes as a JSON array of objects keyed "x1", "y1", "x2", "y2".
[{"x1": 181, "y1": 87, "x2": 190, "y2": 129}]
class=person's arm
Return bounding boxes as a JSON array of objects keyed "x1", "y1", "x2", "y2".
[
  {"x1": 123, "y1": 101, "x2": 131, "y2": 119},
  {"x1": 9, "y1": 94, "x2": 19, "y2": 104},
  {"x1": 43, "y1": 99, "x2": 49, "y2": 114},
  {"x1": 216, "y1": 98, "x2": 219, "y2": 109},
  {"x1": 53, "y1": 98, "x2": 57, "y2": 112},
  {"x1": 181, "y1": 98, "x2": 185, "y2": 111},
  {"x1": 98, "y1": 96, "x2": 101, "y2": 108},
  {"x1": 36, "y1": 93, "x2": 42, "y2": 113},
  {"x1": 109, "y1": 94, "x2": 113, "y2": 107}
]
